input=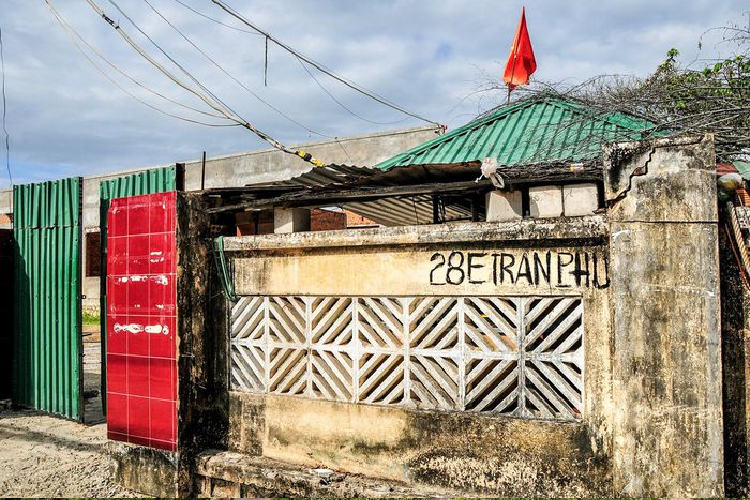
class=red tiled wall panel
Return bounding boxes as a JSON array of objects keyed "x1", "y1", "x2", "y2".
[{"x1": 106, "y1": 192, "x2": 177, "y2": 452}]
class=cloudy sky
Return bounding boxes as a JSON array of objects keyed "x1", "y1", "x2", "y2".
[{"x1": 0, "y1": 0, "x2": 746, "y2": 187}]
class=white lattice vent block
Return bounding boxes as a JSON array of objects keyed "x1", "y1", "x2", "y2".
[
  {"x1": 268, "y1": 297, "x2": 306, "y2": 344},
  {"x1": 358, "y1": 352, "x2": 405, "y2": 405},
  {"x1": 229, "y1": 295, "x2": 585, "y2": 421}
]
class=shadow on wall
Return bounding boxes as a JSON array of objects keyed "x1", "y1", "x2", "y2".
[
  {"x1": 720, "y1": 217, "x2": 750, "y2": 497},
  {"x1": 0, "y1": 229, "x2": 11, "y2": 400}
]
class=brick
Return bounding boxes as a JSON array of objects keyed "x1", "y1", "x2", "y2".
[{"x1": 310, "y1": 209, "x2": 346, "y2": 231}]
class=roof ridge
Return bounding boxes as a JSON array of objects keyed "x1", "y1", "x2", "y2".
[{"x1": 541, "y1": 96, "x2": 660, "y2": 132}]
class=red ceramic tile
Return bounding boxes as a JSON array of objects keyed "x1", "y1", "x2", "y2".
[
  {"x1": 106, "y1": 315, "x2": 127, "y2": 355},
  {"x1": 128, "y1": 203, "x2": 151, "y2": 236},
  {"x1": 107, "y1": 276, "x2": 128, "y2": 315},
  {"x1": 106, "y1": 393, "x2": 127, "y2": 435},
  {"x1": 106, "y1": 192, "x2": 178, "y2": 452},
  {"x1": 127, "y1": 395, "x2": 150, "y2": 439},
  {"x1": 149, "y1": 398, "x2": 176, "y2": 444},
  {"x1": 149, "y1": 203, "x2": 168, "y2": 234},
  {"x1": 148, "y1": 233, "x2": 175, "y2": 275},
  {"x1": 124, "y1": 317, "x2": 149, "y2": 357},
  {"x1": 107, "y1": 202, "x2": 129, "y2": 238},
  {"x1": 149, "y1": 357, "x2": 176, "y2": 401},
  {"x1": 149, "y1": 316, "x2": 176, "y2": 360},
  {"x1": 107, "y1": 430, "x2": 128, "y2": 442},
  {"x1": 106, "y1": 354, "x2": 126, "y2": 394},
  {"x1": 164, "y1": 192, "x2": 177, "y2": 232},
  {"x1": 107, "y1": 236, "x2": 128, "y2": 276},
  {"x1": 127, "y1": 235, "x2": 150, "y2": 275},
  {"x1": 128, "y1": 434, "x2": 151, "y2": 447},
  {"x1": 149, "y1": 439, "x2": 177, "y2": 452},
  {"x1": 149, "y1": 275, "x2": 171, "y2": 314},
  {"x1": 127, "y1": 276, "x2": 150, "y2": 315},
  {"x1": 164, "y1": 273, "x2": 176, "y2": 308},
  {"x1": 126, "y1": 356, "x2": 150, "y2": 398}
]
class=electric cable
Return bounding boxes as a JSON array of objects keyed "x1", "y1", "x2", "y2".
[
  {"x1": 83, "y1": 0, "x2": 325, "y2": 166},
  {"x1": 141, "y1": 0, "x2": 333, "y2": 139},
  {"x1": 294, "y1": 55, "x2": 409, "y2": 126},
  {"x1": 172, "y1": 0, "x2": 263, "y2": 37},
  {"x1": 0, "y1": 25, "x2": 11, "y2": 185},
  {"x1": 45, "y1": 0, "x2": 236, "y2": 127},
  {"x1": 105, "y1": 0, "x2": 239, "y2": 118},
  {"x1": 207, "y1": 0, "x2": 441, "y2": 126},
  {"x1": 46, "y1": 0, "x2": 226, "y2": 120}
]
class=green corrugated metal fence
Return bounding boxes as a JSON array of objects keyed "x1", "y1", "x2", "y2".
[
  {"x1": 13, "y1": 177, "x2": 83, "y2": 420},
  {"x1": 99, "y1": 166, "x2": 178, "y2": 413}
]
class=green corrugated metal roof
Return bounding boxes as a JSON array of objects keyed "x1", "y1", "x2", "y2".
[
  {"x1": 376, "y1": 96, "x2": 662, "y2": 171},
  {"x1": 734, "y1": 161, "x2": 750, "y2": 180}
]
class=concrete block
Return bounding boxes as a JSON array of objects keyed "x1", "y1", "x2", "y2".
[
  {"x1": 563, "y1": 183, "x2": 599, "y2": 216},
  {"x1": 529, "y1": 185, "x2": 563, "y2": 218},
  {"x1": 273, "y1": 208, "x2": 311, "y2": 233},
  {"x1": 485, "y1": 190, "x2": 523, "y2": 222}
]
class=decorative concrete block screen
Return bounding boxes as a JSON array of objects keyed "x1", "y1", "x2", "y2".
[
  {"x1": 106, "y1": 192, "x2": 178, "y2": 451},
  {"x1": 230, "y1": 295, "x2": 583, "y2": 421}
]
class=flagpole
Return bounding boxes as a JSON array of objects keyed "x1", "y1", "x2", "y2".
[
  {"x1": 506, "y1": 30, "x2": 519, "y2": 105},
  {"x1": 507, "y1": 49, "x2": 517, "y2": 105},
  {"x1": 504, "y1": 6, "x2": 531, "y2": 106}
]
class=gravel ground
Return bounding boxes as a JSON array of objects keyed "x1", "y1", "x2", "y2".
[
  {"x1": 0, "y1": 342, "x2": 137, "y2": 497},
  {"x1": 0, "y1": 410, "x2": 137, "y2": 497}
]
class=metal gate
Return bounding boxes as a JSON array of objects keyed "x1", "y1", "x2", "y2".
[
  {"x1": 13, "y1": 177, "x2": 83, "y2": 420},
  {"x1": 99, "y1": 166, "x2": 178, "y2": 412}
]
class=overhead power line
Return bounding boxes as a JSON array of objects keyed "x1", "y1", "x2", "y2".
[
  {"x1": 141, "y1": 0, "x2": 333, "y2": 140},
  {"x1": 44, "y1": 0, "x2": 233, "y2": 127},
  {"x1": 172, "y1": 0, "x2": 263, "y2": 37},
  {"x1": 105, "y1": 0, "x2": 239, "y2": 118},
  {"x1": 207, "y1": 0, "x2": 441, "y2": 126},
  {"x1": 294, "y1": 54, "x2": 408, "y2": 126},
  {"x1": 0, "y1": 25, "x2": 11, "y2": 186},
  {"x1": 80, "y1": 0, "x2": 325, "y2": 166}
]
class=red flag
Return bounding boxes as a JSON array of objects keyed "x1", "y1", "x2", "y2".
[{"x1": 503, "y1": 7, "x2": 537, "y2": 91}]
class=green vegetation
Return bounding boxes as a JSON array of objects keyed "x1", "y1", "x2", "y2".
[{"x1": 82, "y1": 312, "x2": 100, "y2": 327}]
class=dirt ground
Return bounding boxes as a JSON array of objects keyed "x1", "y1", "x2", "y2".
[
  {"x1": 0, "y1": 342, "x2": 137, "y2": 498},
  {"x1": 0, "y1": 410, "x2": 137, "y2": 497}
]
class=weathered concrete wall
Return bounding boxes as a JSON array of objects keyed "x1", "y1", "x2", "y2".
[
  {"x1": 175, "y1": 193, "x2": 228, "y2": 494},
  {"x1": 0, "y1": 189, "x2": 10, "y2": 218},
  {"x1": 194, "y1": 450, "x2": 457, "y2": 498},
  {"x1": 108, "y1": 442, "x2": 179, "y2": 498},
  {"x1": 220, "y1": 220, "x2": 614, "y2": 496},
  {"x1": 605, "y1": 135, "x2": 724, "y2": 497},
  {"x1": 206, "y1": 135, "x2": 726, "y2": 497}
]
